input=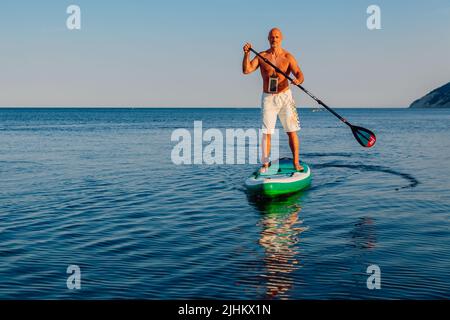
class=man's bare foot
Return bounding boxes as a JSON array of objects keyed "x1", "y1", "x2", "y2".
[
  {"x1": 294, "y1": 162, "x2": 304, "y2": 171},
  {"x1": 259, "y1": 162, "x2": 270, "y2": 173}
]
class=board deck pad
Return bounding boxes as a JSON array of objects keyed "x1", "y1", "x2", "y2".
[
  {"x1": 258, "y1": 158, "x2": 306, "y2": 177},
  {"x1": 246, "y1": 157, "x2": 312, "y2": 197}
]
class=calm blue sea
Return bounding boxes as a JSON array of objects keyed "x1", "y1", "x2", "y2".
[{"x1": 0, "y1": 108, "x2": 449, "y2": 299}]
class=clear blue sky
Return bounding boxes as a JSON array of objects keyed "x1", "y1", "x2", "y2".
[{"x1": 0, "y1": 0, "x2": 449, "y2": 107}]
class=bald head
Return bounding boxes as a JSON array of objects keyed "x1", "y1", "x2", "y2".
[
  {"x1": 268, "y1": 28, "x2": 283, "y2": 37},
  {"x1": 268, "y1": 28, "x2": 283, "y2": 49}
]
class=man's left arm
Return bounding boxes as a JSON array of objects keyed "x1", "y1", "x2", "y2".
[{"x1": 289, "y1": 54, "x2": 304, "y2": 85}]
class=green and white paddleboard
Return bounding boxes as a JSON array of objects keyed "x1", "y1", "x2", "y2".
[{"x1": 245, "y1": 157, "x2": 312, "y2": 197}]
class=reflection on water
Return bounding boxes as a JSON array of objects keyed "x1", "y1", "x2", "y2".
[
  {"x1": 350, "y1": 217, "x2": 377, "y2": 250},
  {"x1": 248, "y1": 192, "x2": 309, "y2": 299}
]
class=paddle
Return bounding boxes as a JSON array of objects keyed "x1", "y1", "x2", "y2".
[{"x1": 249, "y1": 48, "x2": 376, "y2": 148}]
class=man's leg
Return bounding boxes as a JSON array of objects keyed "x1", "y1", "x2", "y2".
[
  {"x1": 287, "y1": 131, "x2": 304, "y2": 171},
  {"x1": 260, "y1": 133, "x2": 271, "y2": 172},
  {"x1": 261, "y1": 92, "x2": 277, "y2": 173}
]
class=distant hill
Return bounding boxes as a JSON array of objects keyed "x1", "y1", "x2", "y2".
[{"x1": 410, "y1": 82, "x2": 450, "y2": 108}]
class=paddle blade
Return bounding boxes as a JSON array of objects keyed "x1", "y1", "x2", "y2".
[{"x1": 351, "y1": 126, "x2": 376, "y2": 148}]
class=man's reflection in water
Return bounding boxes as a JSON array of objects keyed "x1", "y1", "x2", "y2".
[
  {"x1": 248, "y1": 192, "x2": 308, "y2": 299},
  {"x1": 351, "y1": 217, "x2": 377, "y2": 249}
]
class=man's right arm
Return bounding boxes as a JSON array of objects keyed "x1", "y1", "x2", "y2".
[{"x1": 242, "y1": 43, "x2": 259, "y2": 74}]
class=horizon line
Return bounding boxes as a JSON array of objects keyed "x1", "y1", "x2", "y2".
[{"x1": 0, "y1": 105, "x2": 410, "y2": 109}]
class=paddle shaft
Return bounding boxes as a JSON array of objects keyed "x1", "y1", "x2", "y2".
[{"x1": 249, "y1": 48, "x2": 352, "y2": 127}]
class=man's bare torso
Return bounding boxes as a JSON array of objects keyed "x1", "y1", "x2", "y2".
[{"x1": 258, "y1": 49, "x2": 294, "y2": 94}]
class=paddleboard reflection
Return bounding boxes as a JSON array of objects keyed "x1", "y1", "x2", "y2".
[{"x1": 247, "y1": 192, "x2": 309, "y2": 299}]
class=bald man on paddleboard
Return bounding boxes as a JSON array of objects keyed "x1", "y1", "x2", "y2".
[{"x1": 243, "y1": 28, "x2": 304, "y2": 173}]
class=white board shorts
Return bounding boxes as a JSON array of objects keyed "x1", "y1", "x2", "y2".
[{"x1": 261, "y1": 89, "x2": 301, "y2": 134}]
